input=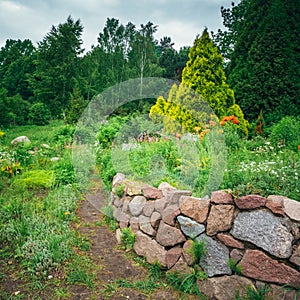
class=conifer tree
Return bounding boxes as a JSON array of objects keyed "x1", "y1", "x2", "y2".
[{"x1": 150, "y1": 29, "x2": 248, "y2": 135}]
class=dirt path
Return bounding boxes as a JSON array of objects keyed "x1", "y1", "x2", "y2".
[{"x1": 70, "y1": 187, "x2": 192, "y2": 300}]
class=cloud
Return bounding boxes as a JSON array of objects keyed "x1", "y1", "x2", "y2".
[{"x1": 0, "y1": 0, "x2": 234, "y2": 51}]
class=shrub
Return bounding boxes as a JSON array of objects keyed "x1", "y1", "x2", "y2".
[
  {"x1": 120, "y1": 228, "x2": 135, "y2": 250},
  {"x1": 270, "y1": 116, "x2": 300, "y2": 150},
  {"x1": 28, "y1": 102, "x2": 51, "y2": 126},
  {"x1": 12, "y1": 170, "x2": 54, "y2": 189}
]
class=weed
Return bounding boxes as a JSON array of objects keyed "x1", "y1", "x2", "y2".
[
  {"x1": 114, "y1": 183, "x2": 125, "y2": 198},
  {"x1": 120, "y1": 228, "x2": 135, "y2": 250},
  {"x1": 66, "y1": 256, "x2": 96, "y2": 288},
  {"x1": 227, "y1": 258, "x2": 242, "y2": 275},
  {"x1": 234, "y1": 285, "x2": 270, "y2": 300}
]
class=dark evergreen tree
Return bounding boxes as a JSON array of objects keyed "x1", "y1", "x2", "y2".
[
  {"x1": 217, "y1": 0, "x2": 300, "y2": 123},
  {"x1": 30, "y1": 16, "x2": 84, "y2": 117}
]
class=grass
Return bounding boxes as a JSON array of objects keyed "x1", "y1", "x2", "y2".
[{"x1": 0, "y1": 120, "x2": 96, "y2": 297}]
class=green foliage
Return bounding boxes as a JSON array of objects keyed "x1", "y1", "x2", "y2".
[
  {"x1": 28, "y1": 102, "x2": 51, "y2": 125},
  {"x1": 191, "y1": 239, "x2": 207, "y2": 265},
  {"x1": 269, "y1": 116, "x2": 300, "y2": 151},
  {"x1": 227, "y1": 258, "x2": 242, "y2": 275},
  {"x1": 66, "y1": 84, "x2": 87, "y2": 125},
  {"x1": 225, "y1": 0, "x2": 300, "y2": 123},
  {"x1": 114, "y1": 183, "x2": 125, "y2": 198},
  {"x1": 12, "y1": 170, "x2": 54, "y2": 189},
  {"x1": 120, "y1": 228, "x2": 135, "y2": 250},
  {"x1": 66, "y1": 256, "x2": 96, "y2": 288},
  {"x1": 234, "y1": 285, "x2": 270, "y2": 300}
]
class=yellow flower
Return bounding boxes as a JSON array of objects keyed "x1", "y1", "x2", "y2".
[{"x1": 0, "y1": 131, "x2": 5, "y2": 138}]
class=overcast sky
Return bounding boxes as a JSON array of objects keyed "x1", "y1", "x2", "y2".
[{"x1": 0, "y1": 0, "x2": 237, "y2": 52}]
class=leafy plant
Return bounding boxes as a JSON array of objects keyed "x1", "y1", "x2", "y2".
[
  {"x1": 114, "y1": 183, "x2": 125, "y2": 198},
  {"x1": 234, "y1": 284, "x2": 270, "y2": 300},
  {"x1": 12, "y1": 170, "x2": 54, "y2": 189},
  {"x1": 120, "y1": 228, "x2": 135, "y2": 250},
  {"x1": 227, "y1": 258, "x2": 242, "y2": 275}
]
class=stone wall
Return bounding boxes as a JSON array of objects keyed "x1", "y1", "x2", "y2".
[{"x1": 111, "y1": 173, "x2": 300, "y2": 299}]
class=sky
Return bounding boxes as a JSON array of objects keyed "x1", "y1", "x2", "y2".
[{"x1": 0, "y1": 0, "x2": 236, "y2": 52}]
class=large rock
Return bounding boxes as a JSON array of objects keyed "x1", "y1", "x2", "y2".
[
  {"x1": 240, "y1": 250, "x2": 300, "y2": 286},
  {"x1": 177, "y1": 215, "x2": 205, "y2": 238},
  {"x1": 128, "y1": 196, "x2": 146, "y2": 216},
  {"x1": 138, "y1": 215, "x2": 156, "y2": 236},
  {"x1": 142, "y1": 185, "x2": 163, "y2": 199},
  {"x1": 216, "y1": 233, "x2": 244, "y2": 249},
  {"x1": 283, "y1": 198, "x2": 300, "y2": 222},
  {"x1": 211, "y1": 190, "x2": 233, "y2": 204},
  {"x1": 11, "y1": 135, "x2": 30, "y2": 144},
  {"x1": 230, "y1": 210, "x2": 293, "y2": 258},
  {"x1": 179, "y1": 196, "x2": 210, "y2": 223},
  {"x1": 197, "y1": 234, "x2": 232, "y2": 277},
  {"x1": 156, "y1": 221, "x2": 186, "y2": 247},
  {"x1": 206, "y1": 205, "x2": 235, "y2": 235},
  {"x1": 234, "y1": 194, "x2": 267, "y2": 209},
  {"x1": 125, "y1": 181, "x2": 144, "y2": 196},
  {"x1": 162, "y1": 204, "x2": 180, "y2": 226},
  {"x1": 197, "y1": 275, "x2": 255, "y2": 300},
  {"x1": 266, "y1": 195, "x2": 285, "y2": 216},
  {"x1": 133, "y1": 231, "x2": 167, "y2": 267}
]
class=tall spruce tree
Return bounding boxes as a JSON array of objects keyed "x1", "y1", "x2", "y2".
[
  {"x1": 222, "y1": 0, "x2": 300, "y2": 123},
  {"x1": 30, "y1": 16, "x2": 84, "y2": 117},
  {"x1": 150, "y1": 29, "x2": 248, "y2": 135}
]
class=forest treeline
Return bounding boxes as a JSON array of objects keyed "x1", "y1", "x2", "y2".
[{"x1": 0, "y1": 0, "x2": 299, "y2": 127}]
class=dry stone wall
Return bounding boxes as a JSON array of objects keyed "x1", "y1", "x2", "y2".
[{"x1": 111, "y1": 173, "x2": 300, "y2": 299}]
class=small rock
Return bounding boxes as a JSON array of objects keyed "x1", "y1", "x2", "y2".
[
  {"x1": 234, "y1": 194, "x2": 267, "y2": 209},
  {"x1": 11, "y1": 135, "x2": 30, "y2": 144},
  {"x1": 166, "y1": 247, "x2": 182, "y2": 269},
  {"x1": 177, "y1": 215, "x2": 205, "y2": 238},
  {"x1": 211, "y1": 190, "x2": 233, "y2": 204},
  {"x1": 50, "y1": 157, "x2": 60, "y2": 162},
  {"x1": 290, "y1": 244, "x2": 300, "y2": 267},
  {"x1": 156, "y1": 221, "x2": 186, "y2": 247},
  {"x1": 150, "y1": 211, "x2": 161, "y2": 229},
  {"x1": 283, "y1": 197, "x2": 300, "y2": 222},
  {"x1": 216, "y1": 233, "x2": 244, "y2": 249},
  {"x1": 266, "y1": 195, "x2": 285, "y2": 216},
  {"x1": 112, "y1": 173, "x2": 125, "y2": 187},
  {"x1": 230, "y1": 249, "x2": 244, "y2": 262},
  {"x1": 139, "y1": 215, "x2": 156, "y2": 236},
  {"x1": 116, "y1": 228, "x2": 122, "y2": 244},
  {"x1": 182, "y1": 240, "x2": 196, "y2": 266},
  {"x1": 143, "y1": 200, "x2": 155, "y2": 217},
  {"x1": 128, "y1": 196, "x2": 146, "y2": 216},
  {"x1": 129, "y1": 217, "x2": 139, "y2": 233},
  {"x1": 41, "y1": 143, "x2": 50, "y2": 148}
]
